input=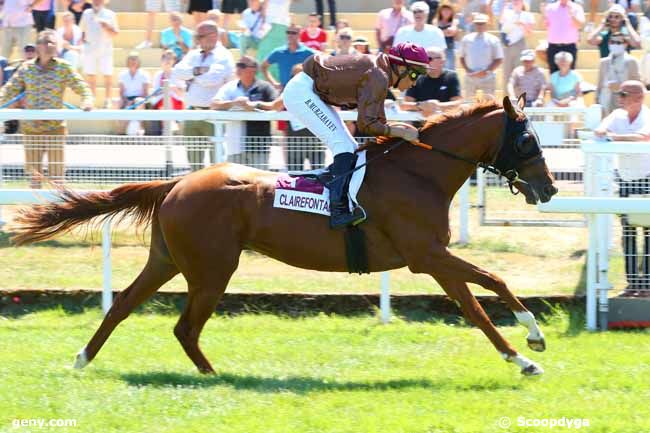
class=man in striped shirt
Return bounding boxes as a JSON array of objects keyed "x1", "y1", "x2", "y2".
[{"x1": 0, "y1": 30, "x2": 93, "y2": 188}]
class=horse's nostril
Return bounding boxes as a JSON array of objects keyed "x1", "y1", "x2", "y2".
[{"x1": 544, "y1": 185, "x2": 558, "y2": 196}]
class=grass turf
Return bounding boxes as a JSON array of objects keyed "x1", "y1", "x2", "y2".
[{"x1": 0, "y1": 308, "x2": 648, "y2": 433}]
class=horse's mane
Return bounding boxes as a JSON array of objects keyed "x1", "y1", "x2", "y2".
[{"x1": 372, "y1": 100, "x2": 503, "y2": 147}]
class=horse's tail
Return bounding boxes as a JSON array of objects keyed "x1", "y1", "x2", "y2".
[{"x1": 11, "y1": 179, "x2": 181, "y2": 245}]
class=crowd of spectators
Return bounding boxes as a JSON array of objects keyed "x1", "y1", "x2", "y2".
[{"x1": 3, "y1": 0, "x2": 650, "y2": 174}]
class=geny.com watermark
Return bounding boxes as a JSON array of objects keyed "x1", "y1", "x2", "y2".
[
  {"x1": 497, "y1": 416, "x2": 590, "y2": 429},
  {"x1": 12, "y1": 419, "x2": 77, "y2": 429}
]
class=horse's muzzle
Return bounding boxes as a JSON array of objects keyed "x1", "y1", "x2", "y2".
[{"x1": 538, "y1": 184, "x2": 558, "y2": 203}]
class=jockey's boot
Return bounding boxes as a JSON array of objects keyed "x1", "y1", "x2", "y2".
[{"x1": 328, "y1": 152, "x2": 365, "y2": 229}]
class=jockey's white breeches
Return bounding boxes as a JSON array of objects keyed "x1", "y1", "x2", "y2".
[{"x1": 282, "y1": 72, "x2": 357, "y2": 156}]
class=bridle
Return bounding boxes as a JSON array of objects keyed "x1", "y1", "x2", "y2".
[{"x1": 410, "y1": 111, "x2": 545, "y2": 195}]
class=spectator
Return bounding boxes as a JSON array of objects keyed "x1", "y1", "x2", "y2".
[
  {"x1": 118, "y1": 52, "x2": 150, "y2": 108},
  {"x1": 608, "y1": 0, "x2": 641, "y2": 29},
  {"x1": 594, "y1": 80, "x2": 650, "y2": 293},
  {"x1": 315, "y1": 0, "x2": 336, "y2": 29},
  {"x1": 300, "y1": 13, "x2": 328, "y2": 51},
  {"x1": 461, "y1": 0, "x2": 490, "y2": 31},
  {"x1": 499, "y1": 0, "x2": 535, "y2": 90},
  {"x1": 172, "y1": 20, "x2": 234, "y2": 171},
  {"x1": 187, "y1": 0, "x2": 211, "y2": 26},
  {"x1": 145, "y1": 50, "x2": 185, "y2": 135},
  {"x1": 597, "y1": 33, "x2": 641, "y2": 115},
  {"x1": 221, "y1": 0, "x2": 247, "y2": 32},
  {"x1": 459, "y1": 13, "x2": 503, "y2": 99},
  {"x1": 30, "y1": 0, "x2": 55, "y2": 32},
  {"x1": 205, "y1": 9, "x2": 232, "y2": 48},
  {"x1": 1, "y1": 44, "x2": 37, "y2": 134},
  {"x1": 547, "y1": 51, "x2": 583, "y2": 107},
  {"x1": 331, "y1": 27, "x2": 355, "y2": 56},
  {"x1": 393, "y1": 1, "x2": 446, "y2": 50},
  {"x1": 587, "y1": 4, "x2": 641, "y2": 58},
  {"x1": 79, "y1": 0, "x2": 119, "y2": 108},
  {"x1": 507, "y1": 49, "x2": 547, "y2": 106},
  {"x1": 335, "y1": 18, "x2": 349, "y2": 32},
  {"x1": 151, "y1": 49, "x2": 185, "y2": 109},
  {"x1": 435, "y1": 2, "x2": 459, "y2": 70},
  {"x1": 256, "y1": 0, "x2": 293, "y2": 75},
  {"x1": 239, "y1": 0, "x2": 267, "y2": 56},
  {"x1": 136, "y1": 0, "x2": 179, "y2": 49},
  {"x1": 261, "y1": 24, "x2": 314, "y2": 90},
  {"x1": 352, "y1": 36, "x2": 371, "y2": 54},
  {"x1": 544, "y1": 0, "x2": 585, "y2": 73},
  {"x1": 211, "y1": 55, "x2": 279, "y2": 166},
  {"x1": 401, "y1": 46, "x2": 462, "y2": 118},
  {"x1": 56, "y1": 11, "x2": 83, "y2": 69},
  {"x1": 1, "y1": 0, "x2": 34, "y2": 59},
  {"x1": 376, "y1": 0, "x2": 414, "y2": 52},
  {"x1": 62, "y1": 0, "x2": 91, "y2": 25},
  {"x1": 0, "y1": 30, "x2": 93, "y2": 188},
  {"x1": 160, "y1": 12, "x2": 193, "y2": 61},
  {"x1": 640, "y1": 9, "x2": 650, "y2": 87}
]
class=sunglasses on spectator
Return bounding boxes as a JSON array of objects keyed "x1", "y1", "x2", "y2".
[
  {"x1": 339, "y1": 35, "x2": 352, "y2": 40},
  {"x1": 236, "y1": 62, "x2": 256, "y2": 68},
  {"x1": 608, "y1": 14, "x2": 623, "y2": 19},
  {"x1": 286, "y1": 30, "x2": 299, "y2": 35},
  {"x1": 195, "y1": 31, "x2": 217, "y2": 40},
  {"x1": 610, "y1": 39, "x2": 626, "y2": 44},
  {"x1": 616, "y1": 90, "x2": 631, "y2": 97}
]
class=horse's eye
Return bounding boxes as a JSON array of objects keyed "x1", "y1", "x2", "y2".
[{"x1": 515, "y1": 133, "x2": 536, "y2": 155}]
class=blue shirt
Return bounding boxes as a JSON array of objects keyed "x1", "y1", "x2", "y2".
[
  {"x1": 266, "y1": 44, "x2": 314, "y2": 86},
  {"x1": 160, "y1": 26, "x2": 193, "y2": 61},
  {"x1": 550, "y1": 70, "x2": 582, "y2": 99}
]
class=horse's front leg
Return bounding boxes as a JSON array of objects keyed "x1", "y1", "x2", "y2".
[
  {"x1": 429, "y1": 250, "x2": 546, "y2": 352},
  {"x1": 405, "y1": 244, "x2": 544, "y2": 376}
]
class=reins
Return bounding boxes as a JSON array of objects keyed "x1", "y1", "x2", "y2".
[{"x1": 327, "y1": 110, "x2": 544, "y2": 195}]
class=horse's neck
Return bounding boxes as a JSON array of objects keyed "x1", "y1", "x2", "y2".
[{"x1": 393, "y1": 110, "x2": 503, "y2": 197}]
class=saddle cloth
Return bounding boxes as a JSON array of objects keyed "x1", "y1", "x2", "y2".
[{"x1": 273, "y1": 150, "x2": 367, "y2": 216}]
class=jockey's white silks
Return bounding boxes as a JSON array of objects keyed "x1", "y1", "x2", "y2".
[{"x1": 283, "y1": 72, "x2": 358, "y2": 156}]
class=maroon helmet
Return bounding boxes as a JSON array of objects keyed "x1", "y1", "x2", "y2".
[{"x1": 387, "y1": 42, "x2": 430, "y2": 71}]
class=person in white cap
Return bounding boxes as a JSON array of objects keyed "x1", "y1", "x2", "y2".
[
  {"x1": 587, "y1": 4, "x2": 640, "y2": 58},
  {"x1": 393, "y1": 1, "x2": 446, "y2": 51},
  {"x1": 507, "y1": 49, "x2": 547, "y2": 106},
  {"x1": 459, "y1": 12, "x2": 503, "y2": 98}
]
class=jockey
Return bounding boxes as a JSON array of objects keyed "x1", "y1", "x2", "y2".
[{"x1": 282, "y1": 42, "x2": 429, "y2": 229}]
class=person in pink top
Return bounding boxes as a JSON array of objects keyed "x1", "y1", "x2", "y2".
[
  {"x1": 300, "y1": 13, "x2": 328, "y2": 51},
  {"x1": 544, "y1": 0, "x2": 585, "y2": 73},
  {"x1": 29, "y1": 0, "x2": 55, "y2": 31},
  {"x1": 375, "y1": 0, "x2": 414, "y2": 52}
]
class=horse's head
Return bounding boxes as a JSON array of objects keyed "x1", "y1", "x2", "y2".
[{"x1": 495, "y1": 95, "x2": 558, "y2": 204}]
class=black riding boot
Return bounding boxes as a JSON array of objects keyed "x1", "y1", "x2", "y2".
[{"x1": 328, "y1": 152, "x2": 364, "y2": 229}]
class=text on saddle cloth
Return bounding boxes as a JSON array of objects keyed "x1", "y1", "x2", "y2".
[{"x1": 273, "y1": 150, "x2": 367, "y2": 216}]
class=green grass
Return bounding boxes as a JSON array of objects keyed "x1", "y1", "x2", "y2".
[{"x1": 0, "y1": 309, "x2": 649, "y2": 433}]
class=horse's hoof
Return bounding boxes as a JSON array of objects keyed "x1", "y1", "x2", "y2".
[
  {"x1": 521, "y1": 363, "x2": 544, "y2": 376},
  {"x1": 527, "y1": 337, "x2": 546, "y2": 352},
  {"x1": 73, "y1": 347, "x2": 88, "y2": 369}
]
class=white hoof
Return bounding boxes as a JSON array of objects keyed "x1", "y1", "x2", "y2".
[
  {"x1": 73, "y1": 347, "x2": 89, "y2": 369},
  {"x1": 503, "y1": 352, "x2": 544, "y2": 376}
]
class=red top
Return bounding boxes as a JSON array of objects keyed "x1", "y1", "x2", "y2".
[{"x1": 300, "y1": 28, "x2": 327, "y2": 51}]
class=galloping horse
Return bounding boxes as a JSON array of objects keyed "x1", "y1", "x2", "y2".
[{"x1": 12, "y1": 96, "x2": 558, "y2": 376}]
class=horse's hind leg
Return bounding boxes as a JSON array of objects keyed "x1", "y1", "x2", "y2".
[
  {"x1": 74, "y1": 220, "x2": 179, "y2": 369},
  {"x1": 173, "y1": 257, "x2": 239, "y2": 374}
]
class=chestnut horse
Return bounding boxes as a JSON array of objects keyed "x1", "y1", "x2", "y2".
[{"x1": 12, "y1": 96, "x2": 558, "y2": 376}]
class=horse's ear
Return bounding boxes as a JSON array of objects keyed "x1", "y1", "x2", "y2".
[
  {"x1": 517, "y1": 93, "x2": 526, "y2": 110},
  {"x1": 502, "y1": 96, "x2": 518, "y2": 119}
]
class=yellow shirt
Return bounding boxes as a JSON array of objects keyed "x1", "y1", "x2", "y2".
[{"x1": 0, "y1": 57, "x2": 93, "y2": 134}]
